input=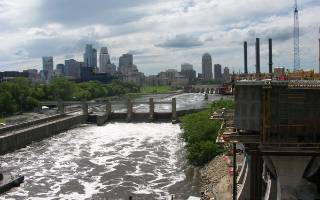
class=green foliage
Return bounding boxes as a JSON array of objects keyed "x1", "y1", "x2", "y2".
[
  {"x1": 0, "y1": 77, "x2": 141, "y2": 115},
  {"x1": 180, "y1": 99, "x2": 234, "y2": 166},
  {"x1": 141, "y1": 86, "x2": 173, "y2": 94}
]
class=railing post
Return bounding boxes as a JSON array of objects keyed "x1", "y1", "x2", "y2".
[
  {"x1": 149, "y1": 98, "x2": 154, "y2": 122},
  {"x1": 82, "y1": 101, "x2": 88, "y2": 116},
  {"x1": 172, "y1": 98, "x2": 177, "y2": 123},
  {"x1": 58, "y1": 100, "x2": 64, "y2": 114},
  {"x1": 126, "y1": 99, "x2": 133, "y2": 122}
]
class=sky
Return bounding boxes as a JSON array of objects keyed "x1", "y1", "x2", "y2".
[{"x1": 0, "y1": 0, "x2": 319, "y2": 75}]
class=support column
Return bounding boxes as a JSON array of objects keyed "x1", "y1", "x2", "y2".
[
  {"x1": 249, "y1": 149, "x2": 263, "y2": 200},
  {"x1": 82, "y1": 102, "x2": 88, "y2": 116},
  {"x1": 270, "y1": 156, "x2": 312, "y2": 199},
  {"x1": 233, "y1": 143, "x2": 237, "y2": 200},
  {"x1": 126, "y1": 99, "x2": 133, "y2": 122},
  {"x1": 149, "y1": 98, "x2": 154, "y2": 122},
  {"x1": 106, "y1": 100, "x2": 111, "y2": 120},
  {"x1": 172, "y1": 98, "x2": 177, "y2": 123},
  {"x1": 204, "y1": 93, "x2": 209, "y2": 100},
  {"x1": 58, "y1": 100, "x2": 64, "y2": 114}
]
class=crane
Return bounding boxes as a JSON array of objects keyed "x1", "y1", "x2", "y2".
[{"x1": 293, "y1": 0, "x2": 300, "y2": 71}]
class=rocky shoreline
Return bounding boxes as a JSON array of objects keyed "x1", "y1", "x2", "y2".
[{"x1": 200, "y1": 155, "x2": 233, "y2": 200}]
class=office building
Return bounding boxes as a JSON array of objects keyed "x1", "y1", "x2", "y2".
[
  {"x1": 214, "y1": 64, "x2": 222, "y2": 80},
  {"x1": 65, "y1": 59, "x2": 84, "y2": 79},
  {"x1": 42, "y1": 56, "x2": 54, "y2": 81},
  {"x1": 56, "y1": 64, "x2": 66, "y2": 76},
  {"x1": 83, "y1": 44, "x2": 97, "y2": 69},
  {"x1": 202, "y1": 53, "x2": 213, "y2": 80},
  {"x1": 181, "y1": 63, "x2": 196, "y2": 84}
]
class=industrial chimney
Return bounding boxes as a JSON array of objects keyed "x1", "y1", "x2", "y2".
[
  {"x1": 244, "y1": 41, "x2": 248, "y2": 74},
  {"x1": 255, "y1": 38, "x2": 260, "y2": 74},
  {"x1": 269, "y1": 39, "x2": 273, "y2": 74}
]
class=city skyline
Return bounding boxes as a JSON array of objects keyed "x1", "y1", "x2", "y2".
[{"x1": 0, "y1": 0, "x2": 319, "y2": 75}]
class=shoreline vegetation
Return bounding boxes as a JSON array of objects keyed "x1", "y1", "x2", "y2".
[
  {"x1": 0, "y1": 77, "x2": 177, "y2": 123},
  {"x1": 180, "y1": 99, "x2": 234, "y2": 199},
  {"x1": 180, "y1": 99, "x2": 234, "y2": 166},
  {"x1": 0, "y1": 77, "x2": 179, "y2": 119}
]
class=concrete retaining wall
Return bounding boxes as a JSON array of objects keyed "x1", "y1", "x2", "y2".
[
  {"x1": 0, "y1": 114, "x2": 66, "y2": 135},
  {"x1": 0, "y1": 115, "x2": 86, "y2": 155}
]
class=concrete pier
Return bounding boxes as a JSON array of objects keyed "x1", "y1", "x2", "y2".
[
  {"x1": 172, "y1": 98, "x2": 177, "y2": 123},
  {"x1": 126, "y1": 99, "x2": 133, "y2": 122},
  {"x1": 149, "y1": 98, "x2": 154, "y2": 121}
]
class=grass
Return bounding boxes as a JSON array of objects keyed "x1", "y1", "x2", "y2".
[
  {"x1": 0, "y1": 117, "x2": 5, "y2": 124},
  {"x1": 140, "y1": 86, "x2": 174, "y2": 94}
]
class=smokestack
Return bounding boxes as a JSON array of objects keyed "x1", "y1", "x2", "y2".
[
  {"x1": 268, "y1": 38, "x2": 273, "y2": 74},
  {"x1": 319, "y1": 38, "x2": 320, "y2": 73},
  {"x1": 244, "y1": 41, "x2": 248, "y2": 74},
  {"x1": 255, "y1": 38, "x2": 260, "y2": 74}
]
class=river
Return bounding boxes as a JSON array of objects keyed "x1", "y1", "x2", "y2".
[{"x1": 0, "y1": 93, "x2": 225, "y2": 200}]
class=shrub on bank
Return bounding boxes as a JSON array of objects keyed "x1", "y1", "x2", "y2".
[{"x1": 180, "y1": 99, "x2": 234, "y2": 166}]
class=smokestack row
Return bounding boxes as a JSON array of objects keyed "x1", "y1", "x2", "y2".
[{"x1": 243, "y1": 38, "x2": 273, "y2": 74}]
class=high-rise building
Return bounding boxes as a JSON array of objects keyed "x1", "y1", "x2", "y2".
[
  {"x1": 202, "y1": 53, "x2": 213, "y2": 80},
  {"x1": 99, "y1": 47, "x2": 110, "y2": 69},
  {"x1": 56, "y1": 64, "x2": 66, "y2": 76},
  {"x1": 181, "y1": 63, "x2": 196, "y2": 84},
  {"x1": 83, "y1": 44, "x2": 97, "y2": 69},
  {"x1": 181, "y1": 63, "x2": 193, "y2": 71},
  {"x1": 223, "y1": 67, "x2": 231, "y2": 82},
  {"x1": 65, "y1": 59, "x2": 84, "y2": 79},
  {"x1": 42, "y1": 56, "x2": 54, "y2": 81},
  {"x1": 99, "y1": 47, "x2": 116, "y2": 75},
  {"x1": 118, "y1": 54, "x2": 133, "y2": 75},
  {"x1": 214, "y1": 64, "x2": 222, "y2": 80}
]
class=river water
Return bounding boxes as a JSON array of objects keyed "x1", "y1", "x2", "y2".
[{"x1": 0, "y1": 93, "x2": 225, "y2": 200}]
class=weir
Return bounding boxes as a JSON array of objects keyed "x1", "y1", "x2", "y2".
[{"x1": 0, "y1": 98, "x2": 206, "y2": 155}]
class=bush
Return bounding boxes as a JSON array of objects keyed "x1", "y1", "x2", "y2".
[{"x1": 180, "y1": 99, "x2": 234, "y2": 166}]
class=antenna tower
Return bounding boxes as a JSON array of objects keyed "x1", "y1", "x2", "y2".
[{"x1": 293, "y1": 0, "x2": 300, "y2": 71}]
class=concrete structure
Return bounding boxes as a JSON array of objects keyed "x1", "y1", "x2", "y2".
[
  {"x1": 0, "y1": 114, "x2": 87, "y2": 155},
  {"x1": 42, "y1": 56, "x2": 54, "y2": 81},
  {"x1": 84, "y1": 44, "x2": 97, "y2": 69},
  {"x1": 214, "y1": 80, "x2": 320, "y2": 200},
  {"x1": 255, "y1": 38, "x2": 260, "y2": 74},
  {"x1": 202, "y1": 53, "x2": 213, "y2": 80},
  {"x1": 244, "y1": 41, "x2": 248, "y2": 74}
]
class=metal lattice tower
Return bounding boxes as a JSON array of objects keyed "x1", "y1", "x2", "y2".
[{"x1": 293, "y1": 0, "x2": 300, "y2": 71}]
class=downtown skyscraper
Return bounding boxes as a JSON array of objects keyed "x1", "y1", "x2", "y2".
[
  {"x1": 202, "y1": 53, "x2": 213, "y2": 80},
  {"x1": 83, "y1": 44, "x2": 97, "y2": 69}
]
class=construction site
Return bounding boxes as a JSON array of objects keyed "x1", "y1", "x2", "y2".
[{"x1": 210, "y1": 1, "x2": 320, "y2": 199}]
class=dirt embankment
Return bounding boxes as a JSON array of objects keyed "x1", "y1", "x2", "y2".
[{"x1": 200, "y1": 155, "x2": 233, "y2": 200}]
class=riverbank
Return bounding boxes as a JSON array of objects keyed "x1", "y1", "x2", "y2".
[{"x1": 200, "y1": 155, "x2": 232, "y2": 199}]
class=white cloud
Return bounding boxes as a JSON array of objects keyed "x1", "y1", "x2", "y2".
[{"x1": 0, "y1": 0, "x2": 319, "y2": 74}]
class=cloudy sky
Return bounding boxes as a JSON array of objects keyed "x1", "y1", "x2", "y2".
[{"x1": 0, "y1": 0, "x2": 319, "y2": 75}]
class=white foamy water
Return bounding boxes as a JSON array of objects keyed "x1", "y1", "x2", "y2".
[{"x1": 0, "y1": 123, "x2": 192, "y2": 200}]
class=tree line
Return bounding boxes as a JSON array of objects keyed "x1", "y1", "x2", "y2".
[{"x1": 0, "y1": 77, "x2": 140, "y2": 115}]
